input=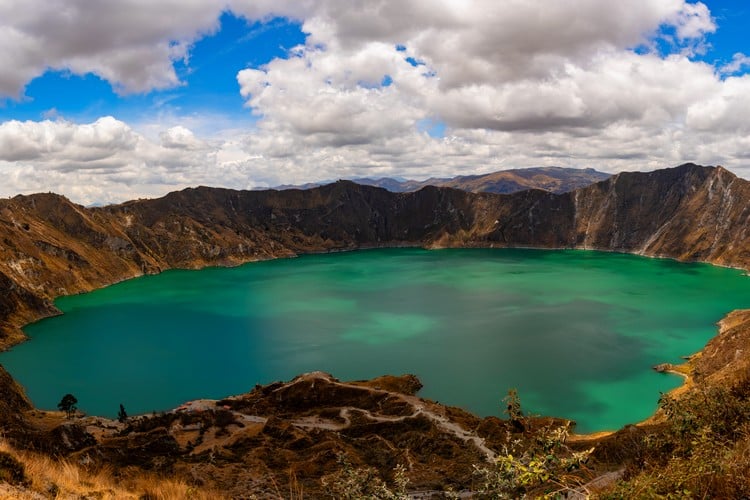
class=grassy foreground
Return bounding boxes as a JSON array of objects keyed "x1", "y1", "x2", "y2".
[{"x1": 0, "y1": 438, "x2": 218, "y2": 499}]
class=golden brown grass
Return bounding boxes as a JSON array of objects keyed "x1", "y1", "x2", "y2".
[
  {"x1": 597, "y1": 369, "x2": 750, "y2": 498},
  {"x1": 0, "y1": 438, "x2": 219, "y2": 499}
]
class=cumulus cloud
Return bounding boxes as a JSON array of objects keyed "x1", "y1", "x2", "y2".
[
  {"x1": 160, "y1": 126, "x2": 207, "y2": 150},
  {"x1": 0, "y1": 118, "x2": 227, "y2": 204},
  {"x1": 229, "y1": 0, "x2": 746, "y2": 186},
  {"x1": 235, "y1": 0, "x2": 718, "y2": 135},
  {"x1": 0, "y1": 0, "x2": 224, "y2": 97},
  {"x1": 4, "y1": 0, "x2": 750, "y2": 204},
  {"x1": 238, "y1": 41, "x2": 427, "y2": 148},
  {"x1": 234, "y1": 0, "x2": 715, "y2": 85}
]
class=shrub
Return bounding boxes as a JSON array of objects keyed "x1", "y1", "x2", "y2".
[
  {"x1": 602, "y1": 376, "x2": 750, "y2": 498},
  {"x1": 474, "y1": 422, "x2": 594, "y2": 498},
  {"x1": 321, "y1": 453, "x2": 409, "y2": 499}
]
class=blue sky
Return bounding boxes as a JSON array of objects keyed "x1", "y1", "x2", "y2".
[
  {"x1": 2, "y1": 1, "x2": 745, "y2": 125},
  {"x1": 702, "y1": 1, "x2": 748, "y2": 62},
  {"x1": 0, "y1": 13, "x2": 305, "y2": 128},
  {"x1": 0, "y1": 1, "x2": 749, "y2": 204}
]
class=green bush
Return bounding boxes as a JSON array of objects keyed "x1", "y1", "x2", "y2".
[{"x1": 474, "y1": 422, "x2": 594, "y2": 499}]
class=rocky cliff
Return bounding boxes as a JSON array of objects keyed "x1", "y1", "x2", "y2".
[{"x1": 1, "y1": 163, "x2": 749, "y2": 348}]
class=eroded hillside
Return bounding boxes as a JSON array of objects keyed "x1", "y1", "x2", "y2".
[{"x1": 1, "y1": 164, "x2": 749, "y2": 349}]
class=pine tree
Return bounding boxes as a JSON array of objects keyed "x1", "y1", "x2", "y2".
[{"x1": 57, "y1": 394, "x2": 78, "y2": 419}]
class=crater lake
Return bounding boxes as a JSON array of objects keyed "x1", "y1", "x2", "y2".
[{"x1": 3, "y1": 248, "x2": 750, "y2": 433}]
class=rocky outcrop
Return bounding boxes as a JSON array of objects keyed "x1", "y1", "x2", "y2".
[
  {"x1": 1, "y1": 163, "x2": 749, "y2": 349},
  {"x1": 31, "y1": 372, "x2": 564, "y2": 497},
  {"x1": 692, "y1": 309, "x2": 750, "y2": 386}
]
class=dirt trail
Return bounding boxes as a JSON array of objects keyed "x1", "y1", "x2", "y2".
[
  {"x1": 280, "y1": 373, "x2": 497, "y2": 461},
  {"x1": 166, "y1": 373, "x2": 497, "y2": 462}
]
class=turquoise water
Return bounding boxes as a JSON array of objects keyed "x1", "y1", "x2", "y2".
[{"x1": 2, "y1": 248, "x2": 750, "y2": 433}]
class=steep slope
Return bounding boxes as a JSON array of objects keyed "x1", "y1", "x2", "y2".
[
  {"x1": 1, "y1": 163, "x2": 749, "y2": 349},
  {"x1": 0, "y1": 364, "x2": 31, "y2": 425},
  {"x1": 572, "y1": 164, "x2": 750, "y2": 266}
]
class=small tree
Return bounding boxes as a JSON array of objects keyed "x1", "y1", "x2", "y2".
[
  {"x1": 474, "y1": 423, "x2": 594, "y2": 498},
  {"x1": 117, "y1": 403, "x2": 128, "y2": 423},
  {"x1": 57, "y1": 394, "x2": 78, "y2": 419}
]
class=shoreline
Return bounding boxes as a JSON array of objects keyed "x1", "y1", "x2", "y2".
[
  {"x1": 2, "y1": 244, "x2": 749, "y2": 438},
  {"x1": 570, "y1": 364, "x2": 695, "y2": 441}
]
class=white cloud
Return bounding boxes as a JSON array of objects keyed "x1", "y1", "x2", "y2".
[
  {"x1": 4, "y1": 0, "x2": 750, "y2": 205},
  {"x1": 0, "y1": 0, "x2": 715, "y2": 98},
  {"x1": 228, "y1": 0, "x2": 746, "y2": 187},
  {"x1": 670, "y1": 1, "x2": 715, "y2": 40},
  {"x1": 0, "y1": 118, "x2": 228, "y2": 204},
  {"x1": 0, "y1": 0, "x2": 224, "y2": 97},
  {"x1": 160, "y1": 126, "x2": 207, "y2": 150},
  {"x1": 686, "y1": 75, "x2": 750, "y2": 133},
  {"x1": 234, "y1": 0, "x2": 718, "y2": 135},
  {"x1": 233, "y1": 0, "x2": 715, "y2": 86},
  {"x1": 720, "y1": 53, "x2": 750, "y2": 75},
  {"x1": 238, "y1": 41, "x2": 427, "y2": 148}
]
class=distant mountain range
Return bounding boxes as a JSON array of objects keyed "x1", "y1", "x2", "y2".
[{"x1": 274, "y1": 166, "x2": 611, "y2": 194}]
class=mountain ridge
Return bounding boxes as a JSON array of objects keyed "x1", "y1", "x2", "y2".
[
  {"x1": 2, "y1": 163, "x2": 749, "y2": 349},
  {"x1": 274, "y1": 166, "x2": 611, "y2": 194}
]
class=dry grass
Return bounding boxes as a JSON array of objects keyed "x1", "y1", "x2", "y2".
[
  {"x1": 0, "y1": 438, "x2": 219, "y2": 499},
  {"x1": 597, "y1": 370, "x2": 750, "y2": 498}
]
